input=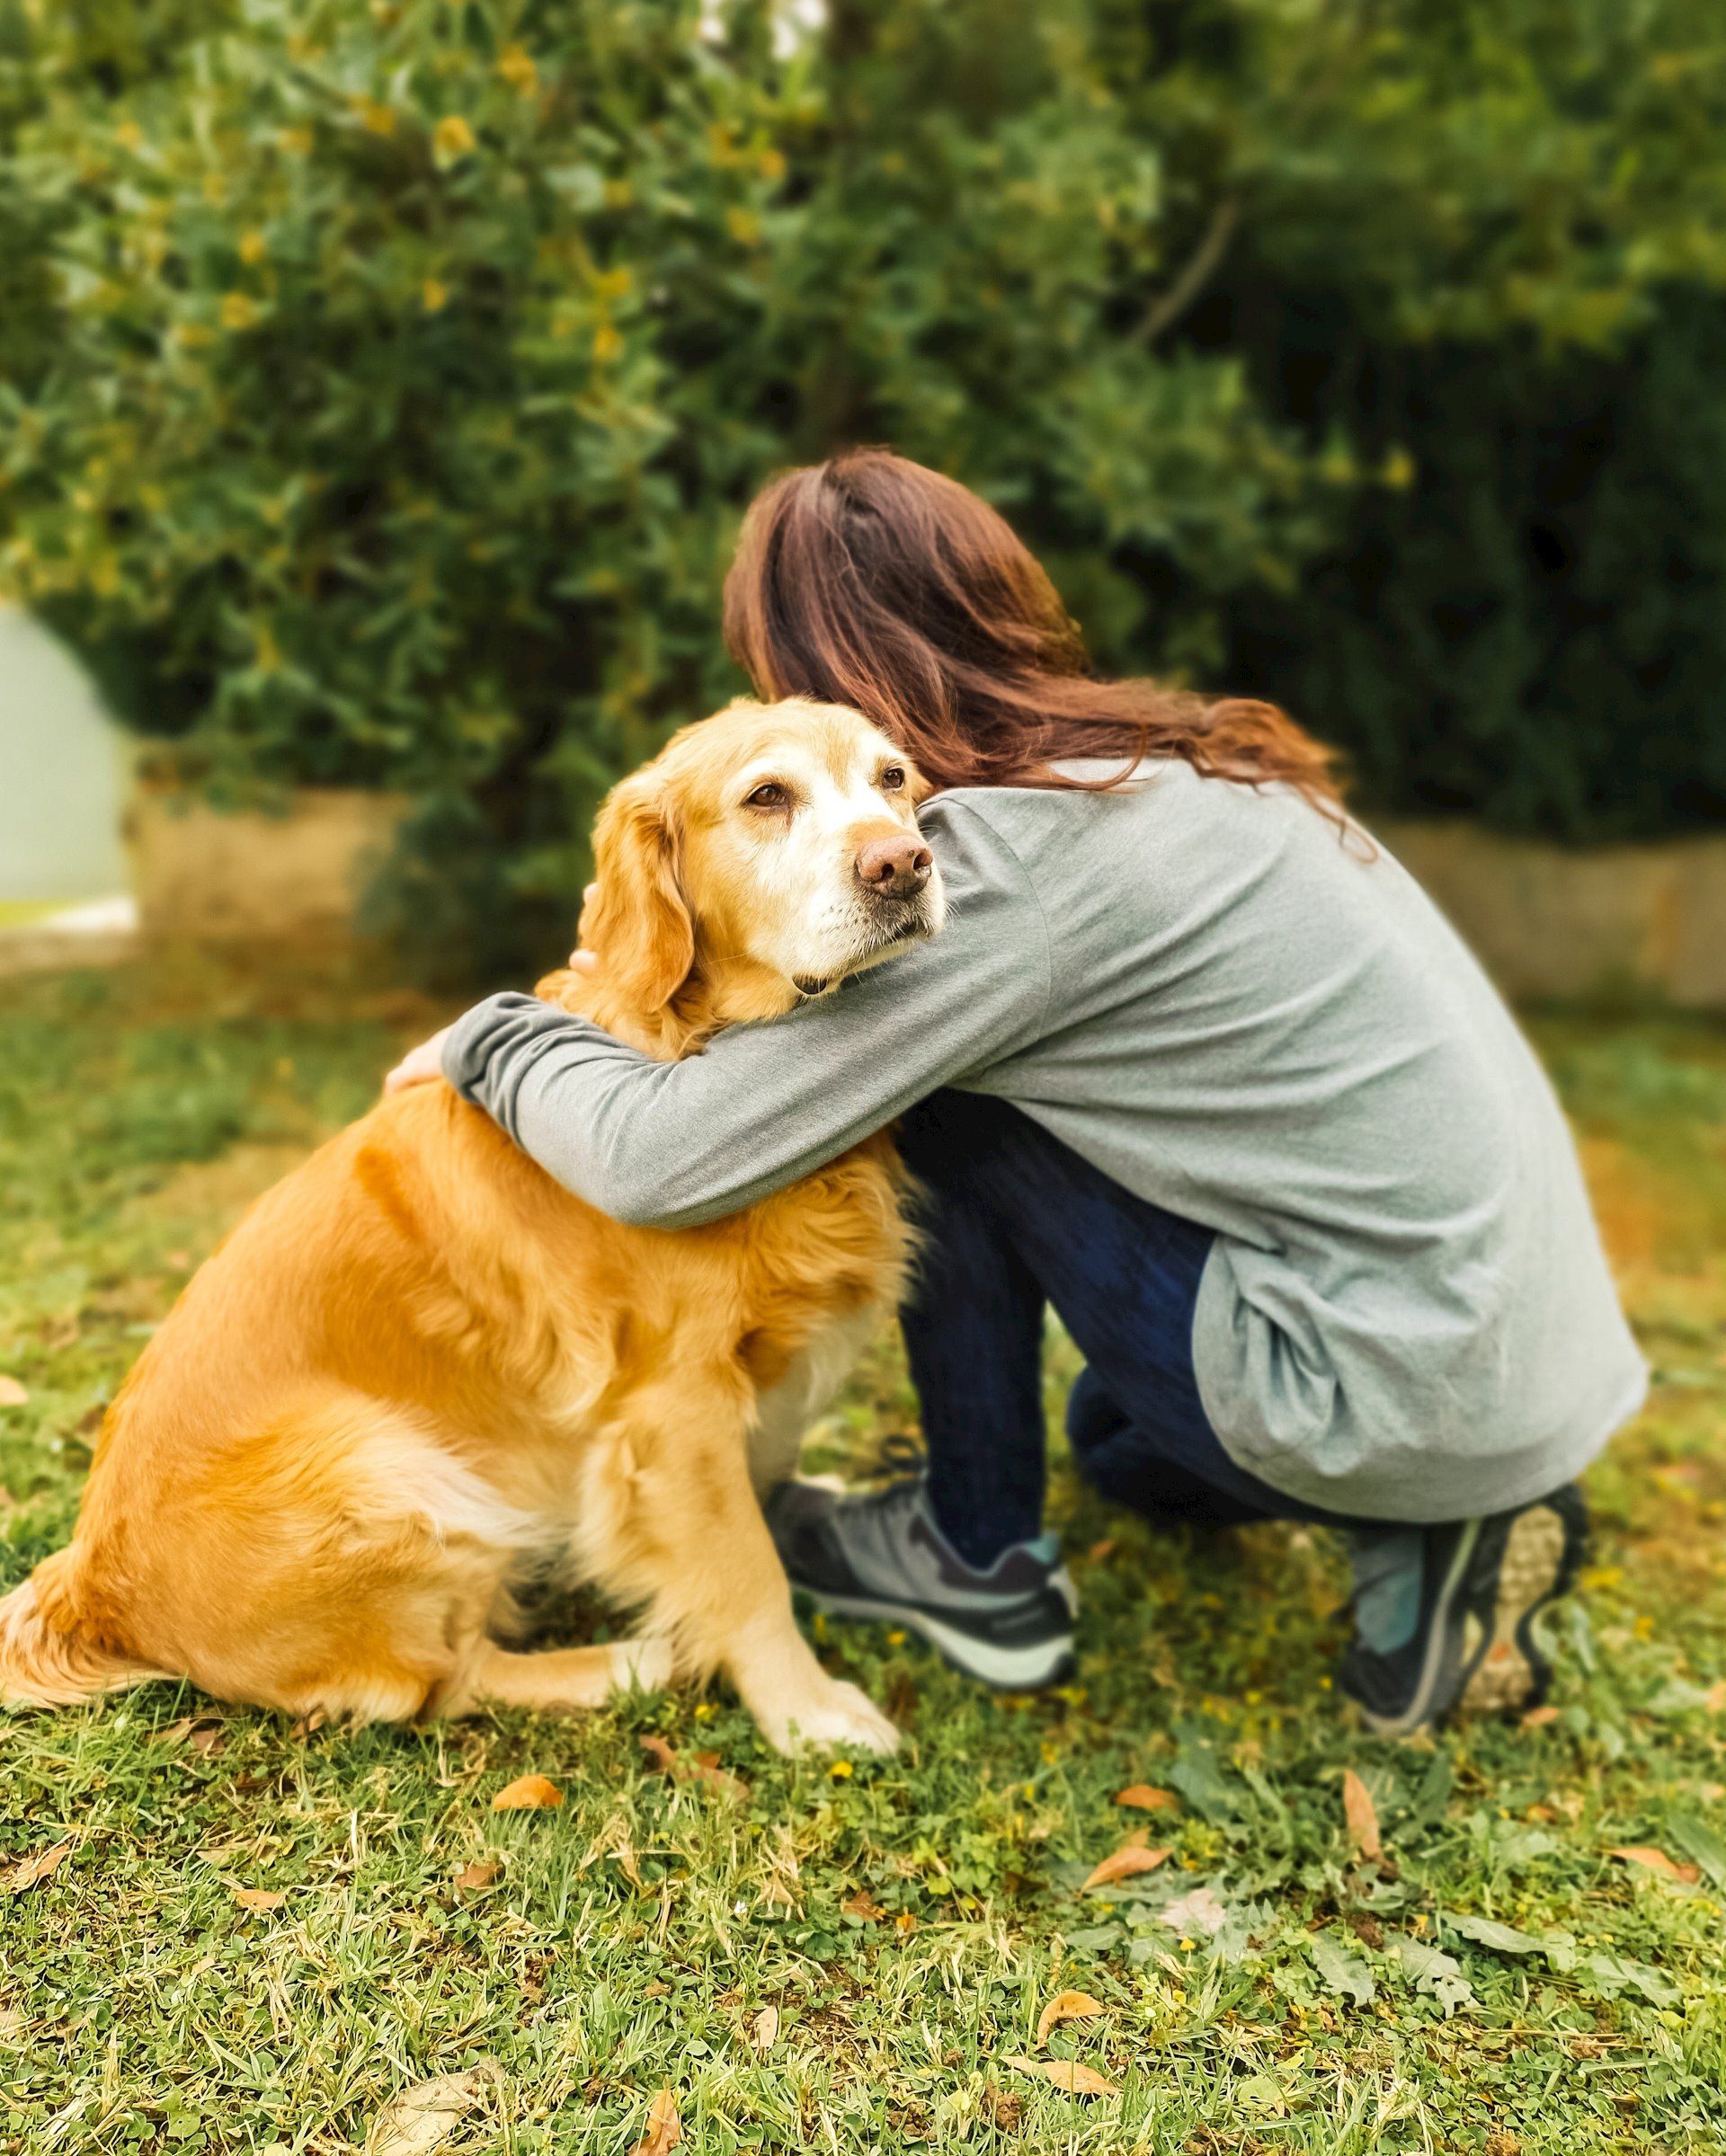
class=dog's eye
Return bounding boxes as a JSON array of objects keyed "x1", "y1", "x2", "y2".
[
  {"x1": 879, "y1": 766, "x2": 906, "y2": 793},
  {"x1": 745, "y1": 781, "x2": 790, "y2": 811}
]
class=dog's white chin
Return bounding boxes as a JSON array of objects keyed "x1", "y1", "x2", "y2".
[{"x1": 790, "y1": 920, "x2": 937, "y2": 999}]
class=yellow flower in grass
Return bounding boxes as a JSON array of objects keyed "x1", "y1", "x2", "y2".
[
  {"x1": 355, "y1": 97, "x2": 396, "y2": 138},
  {"x1": 592, "y1": 320, "x2": 622, "y2": 363},
  {"x1": 220, "y1": 291, "x2": 257, "y2": 332},
  {"x1": 433, "y1": 115, "x2": 477, "y2": 166},
  {"x1": 239, "y1": 230, "x2": 267, "y2": 266},
  {"x1": 497, "y1": 44, "x2": 538, "y2": 94},
  {"x1": 423, "y1": 279, "x2": 449, "y2": 315}
]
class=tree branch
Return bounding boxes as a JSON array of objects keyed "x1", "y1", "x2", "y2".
[{"x1": 1136, "y1": 198, "x2": 1242, "y2": 346}]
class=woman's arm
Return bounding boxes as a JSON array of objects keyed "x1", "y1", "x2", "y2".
[{"x1": 441, "y1": 798, "x2": 1053, "y2": 1229}]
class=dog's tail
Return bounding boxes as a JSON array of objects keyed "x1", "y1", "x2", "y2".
[{"x1": 0, "y1": 1548, "x2": 161, "y2": 1708}]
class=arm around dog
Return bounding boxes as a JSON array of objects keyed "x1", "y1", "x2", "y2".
[{"x1": 442, "y1": 799, "x2": 1054, "y2": 1229}]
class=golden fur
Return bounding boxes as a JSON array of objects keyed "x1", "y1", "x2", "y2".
[{"x1": 0, "y1": 699, "x2": 944, "y2": 1752}]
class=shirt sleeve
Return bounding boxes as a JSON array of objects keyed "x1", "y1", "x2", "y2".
[{"x1": 440, "y1": 796, "x2": 1054, "y2": 1229}]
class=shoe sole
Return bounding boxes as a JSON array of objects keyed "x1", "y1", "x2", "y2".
[
  {"x1": 1457, "y1": 1499, "x2": 1575, "y2": 1717},
  {"x1": 804, "y1": 1590, "x2": 1076, "y2": 1692},
  {"x1": 1355, "y1": 1495, "x2": 1580, "y2": 1738}
]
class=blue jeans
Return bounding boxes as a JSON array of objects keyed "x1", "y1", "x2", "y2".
[{"x1": 895, "y1": 1091, "x2": 1355, "y2": 1566}]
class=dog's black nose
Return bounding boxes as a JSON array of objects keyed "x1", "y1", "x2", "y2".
[{"x1": 855, "y1": 833, "x2": 932, "y2": 899}]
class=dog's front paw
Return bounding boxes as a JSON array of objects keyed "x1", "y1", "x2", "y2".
[{"x1": 757, "y1": 1676, "x2": 899, "y2": 1757}]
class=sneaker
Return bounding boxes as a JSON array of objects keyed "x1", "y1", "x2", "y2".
[
  {"x1": 765, "y1": 1472, "x2": 1077, "y2": 1691},
  {"x1": 1337, "y1": 1484, "x2": 1588, "y2": 1736}
]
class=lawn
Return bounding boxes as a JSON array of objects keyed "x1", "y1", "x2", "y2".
[{"x1": 2, "y1": 960, "x2": 1724, "y2": 2156}]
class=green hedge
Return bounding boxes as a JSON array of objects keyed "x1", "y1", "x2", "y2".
[{"x1": 3, "y1": 0, "x2": 1724, "y2": 971}]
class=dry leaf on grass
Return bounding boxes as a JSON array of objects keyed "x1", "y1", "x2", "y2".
[
  {"x1": 1161, "y1": 1885, "x2": 1229, "y2": 1937},
  {"x1": 151, "y1": 1715, "x2": 225, "y2": 1754},
  {"x1": 639, "y1": 1735, "x2": 680, "y2": 1777},
  {"x1": 2, "y1": 1840, "x2": 74, "y2": 1894},
  {"x1": 1610, "y1": 1845, "x2": 1701, "y2": 1884},
  {"x1": 1520, "y1": 1704, "x2": 1561, "y2": 1728},
  {"x1": 1705, "y1": 1680, "x2": 1726, "y2": 1714},
  {"x1": 363, "y1": 2064, "x2": 497, "y2": 2156},
  {"x1": 628, "y1": 2086, "x2": 683, "y2": 2156},
  {"x1": 1342, "y1": 1769, "x2": 1383, "y2": 1860},
  {"x1": 1081, "y1": 1841, "x2": 1170, "y2": 1891},
  {"x1": 1113, "y1": 1784, "x2": 1178, "y2": 1813},
  {"x1": 841, "y1": 1888, "x2": 886, "y2": 1923},
  {"x1": 454, "y1": 1859, "x2": 502, "y2": 1891},
  {"x1": 749, "y1": 2003, "x2": 778, "y2": 2053},
  {"x1": 638, "y1": 1734, "x2": 747, "y2": 1799},
  {"x1": 1001, "y1": 2056, "x2": 1119, "y2": 2098},
  {"x1": 0, "y1": 1377, "x2": 29, "y2": 1408},
  {"x1": 1036, "y1": 1991, "x2": 1107, "y2": 2045},
  {"x1": 232, "y1": 1886, "x2": 286, "y2": 1912},
  {"x1": 491, "y1": 1773, "x2": 562, "y2": 1812}
]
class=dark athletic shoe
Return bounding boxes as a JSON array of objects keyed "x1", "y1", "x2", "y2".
[
  {"x1": 765, "y1": 1472, "x2": 1077, "y2": 1691},
  {"x1": 1337, "y1": 1484, "x2": 1588, "y2": 1736}
]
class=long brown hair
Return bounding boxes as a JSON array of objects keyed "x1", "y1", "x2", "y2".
[{"x1": 722, "y1": 448, "x2": 1340, "y2": 813}]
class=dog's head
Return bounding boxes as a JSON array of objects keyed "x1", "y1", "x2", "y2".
[{"x1": 567, "y1": 698, "x2": 946, "y2": 1053}]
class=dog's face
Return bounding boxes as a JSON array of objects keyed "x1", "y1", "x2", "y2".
[{"x1": 583, "y1": 698, "x2": 947, "y2": 1022}]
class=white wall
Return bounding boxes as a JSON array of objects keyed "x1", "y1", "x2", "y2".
[{"x1": 0, "y1": 608, "x2": 130, "y2": 902}]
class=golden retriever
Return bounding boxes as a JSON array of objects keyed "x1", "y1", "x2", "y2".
[{"x1": 0, "y1": 698, "x2": 944, "y2": 1752}]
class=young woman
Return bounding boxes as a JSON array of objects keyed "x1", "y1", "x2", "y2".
[{"x1": 388, "y1": 450, "x2": 1644, "y2": 1735}]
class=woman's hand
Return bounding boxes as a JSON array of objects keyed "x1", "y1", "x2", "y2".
[{"x1": 383, "y1": 1024, "x2": 454, "y2": 1095}]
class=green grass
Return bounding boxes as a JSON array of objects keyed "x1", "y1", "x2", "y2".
[{"x1": 3, "y1": 962, "x2": 1725, "y2": 2156}]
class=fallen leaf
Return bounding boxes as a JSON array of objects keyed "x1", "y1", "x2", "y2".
[
  {"x1": 149, "y1": 1714, "x2": 224, "y2": 1754},
  {"x1": 363, "y1": 2065, "x2": 496, "y2": 2156},
  {"x1": 1520, "y1": 1704, "x2": 1561, "y2": 1728},
  {"x1": 491, "y1": 1773, "x2": 562, "y2": 1812},
  {"x1": 638, "y1": 1735, "x2": 747, "y2": 1799},
  {"x1": 1342, "y1": 1769, "x2": 1383, "y2": 1860},
  {"x1": 1085, "y1": 1538, "x2": 1117, "y2": 1565},
  {"x1": 841, "y1": 1889, "x2": 885, "y2": 1922},
  {"x1": 638, "y1": 1735, "x2": 679, "y2": 1778},
  {"x1": 1036, "y1": 1990, "x2": 1107, "y2": 2045},
  {"x1": 1081, "y1": 1842, "x2": 1170, "y2": 1890},
  {"x1": 689, "y1": 1751, "x2": 749, "y2": 1800},
  {"x1": 1113, "y1": 1784, "x2": 1178, "y2": 1813},
  {"x1": 750, "y1": 2003, "x2": 778, "y2": 2053},
  {"x1": 628, "y1": 2086, "x2": 683, "y2": 2156},
  {"x1": 1001, "y1": 2056, "x2": 1119, "y2": 2098},
  {"x1": 1161, "y1": 1886, "x2": 1229, "y2": 1938},
  {"x1": 1705, "y1": 1680, "x2": 1726, "y2": 1714},
  {"x1": 454, "y1": 1859, "x2": 502, "y2": 1891},
  {"x1": 0, "y1": 1377, "x2": 28, "y2": 1408},
  {"x1": 232, "y1": 1886, "x2": 286, "y2": 1912},
  {"x1": 1609, "y1": 1845, "x2": 1700, "y2": 1885},
  {"x1": 1, "y1": 1839, "x2": 74, "y2": 1894}
]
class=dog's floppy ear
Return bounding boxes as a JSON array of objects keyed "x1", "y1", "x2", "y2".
[{"x1": 582, "y1": 771, "x2": 694, "y2": 1013}]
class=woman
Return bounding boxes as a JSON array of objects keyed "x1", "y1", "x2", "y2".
[{"x1": 389, "y1": 450, "x2": 1644, "y2": 1735}]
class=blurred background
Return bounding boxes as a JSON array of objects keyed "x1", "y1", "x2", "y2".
[{"x1": 2, "y1": 0, "x2": 1722, "y2": 992}]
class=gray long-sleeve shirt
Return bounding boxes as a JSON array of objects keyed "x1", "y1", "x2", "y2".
[{"x1": 443, "y1": 760, "x2": 1646, "y2": 1522}]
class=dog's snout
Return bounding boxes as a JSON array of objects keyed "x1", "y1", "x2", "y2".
[{"x1": 855, "y1": 832, "x2": 932, "y2": 898}]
